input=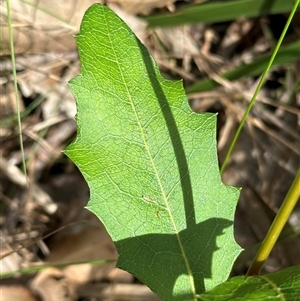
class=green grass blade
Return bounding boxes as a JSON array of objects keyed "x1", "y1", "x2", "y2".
[
  {"x1": 1, "y1": 94, "x2": 46, "y2": 126},
  {"x1": 6, "y1": 0, "x2": 28, "y2": 183},
  {"x1": 0, "y1": 259, "x2": 111, "y2": 278},
  {"x1": 20, "y1": 0, "x2": 76, "y2": 27},
  {"x1": 144, "y1": 0, "x2": 298, "y2": 28},
  {"x1": 220, "y1": 0, "x2": 300, "y2": 174},
  {"x1": 186, "y1": 41, "x2": 300, "y2": 94}
]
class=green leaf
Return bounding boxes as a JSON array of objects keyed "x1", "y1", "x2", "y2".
[
  {"x1": 144, "y1": 0, "x2": 298, "y2": 28},
  {"x1": 65, "y1": 4, "x2": 242, "y2": 301},
  {"x1": 198, "y1": 265, "x2": 300, "y2": 300}
]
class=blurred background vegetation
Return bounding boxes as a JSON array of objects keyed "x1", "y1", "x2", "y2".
[{"x1": 1, "y1": 1, "x2": 299, "y2": 300}]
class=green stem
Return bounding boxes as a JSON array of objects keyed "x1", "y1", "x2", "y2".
[
  {"x1": 6, "y1": 0, "x2": 28, "y2": 183},
  {"x1": 247, "y1": 169, "x2": 300, "y2": 275},
  {"x1": 220, "y1": 0, "x2": 300, "y2": 174},
  {"x1": 0, "y1": 259, "x2": 115, "y2": 278}
]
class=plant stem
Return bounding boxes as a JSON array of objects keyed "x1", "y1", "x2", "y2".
[
  {"x1": 6, "y1": 0, "x2": 28, "y2": 184},
  {"x1": 220, "y1": 0, "x2": 300, "y2": 174},
  {"x1": 247, "y1": 169, "x2": 300, "y2": 275}
]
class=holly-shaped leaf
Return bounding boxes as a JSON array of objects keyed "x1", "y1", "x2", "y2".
[{"x1": 65, "y1": 4, "x2": 242, "y2": 301}]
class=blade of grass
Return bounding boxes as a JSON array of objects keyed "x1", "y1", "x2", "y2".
[
  {"x1": 0, "y1": 259, "x2": 114, "y2": 278},
  {"x1": 186, "y1": 41, "x2": 300, "y2": 94},
  {"x1": 247, "y1": 169, "x2": 300, "y2": 275},
  {"x1": 20, "y1": 0, "x2": 76, "y2": 29},
  {"x1": 220, "y1": 0, "x2": 300, "y2": 174},
  {"x1": 144, "y1": 0, "x2": 298, "y2": 28},
  {"x1": 6, "y1": 0, "x2": 28, "y2": 184},
  {"x1": 1, "y1": 94, "x2": 46, "y2": 126}
]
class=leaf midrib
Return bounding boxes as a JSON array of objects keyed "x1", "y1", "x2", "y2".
[{"x1": 103, "y1": 9, "x2": 197, "y2": 299}]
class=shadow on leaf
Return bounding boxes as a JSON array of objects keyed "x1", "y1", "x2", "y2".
[
  {"x1": 116, "y1": 218, "x2": 232, "y2": 300},
  {"x1": 114, "y1": 35, "x2": 232, "y2": 300}
]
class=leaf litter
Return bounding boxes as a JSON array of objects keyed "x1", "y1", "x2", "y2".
[{"x1": 1, "y1": 1, "x2": 299, "y2": 300}]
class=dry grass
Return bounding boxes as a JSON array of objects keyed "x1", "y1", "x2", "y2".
[{"x1": 1, "y1": 1, "x2": 299, "y2": 300}]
